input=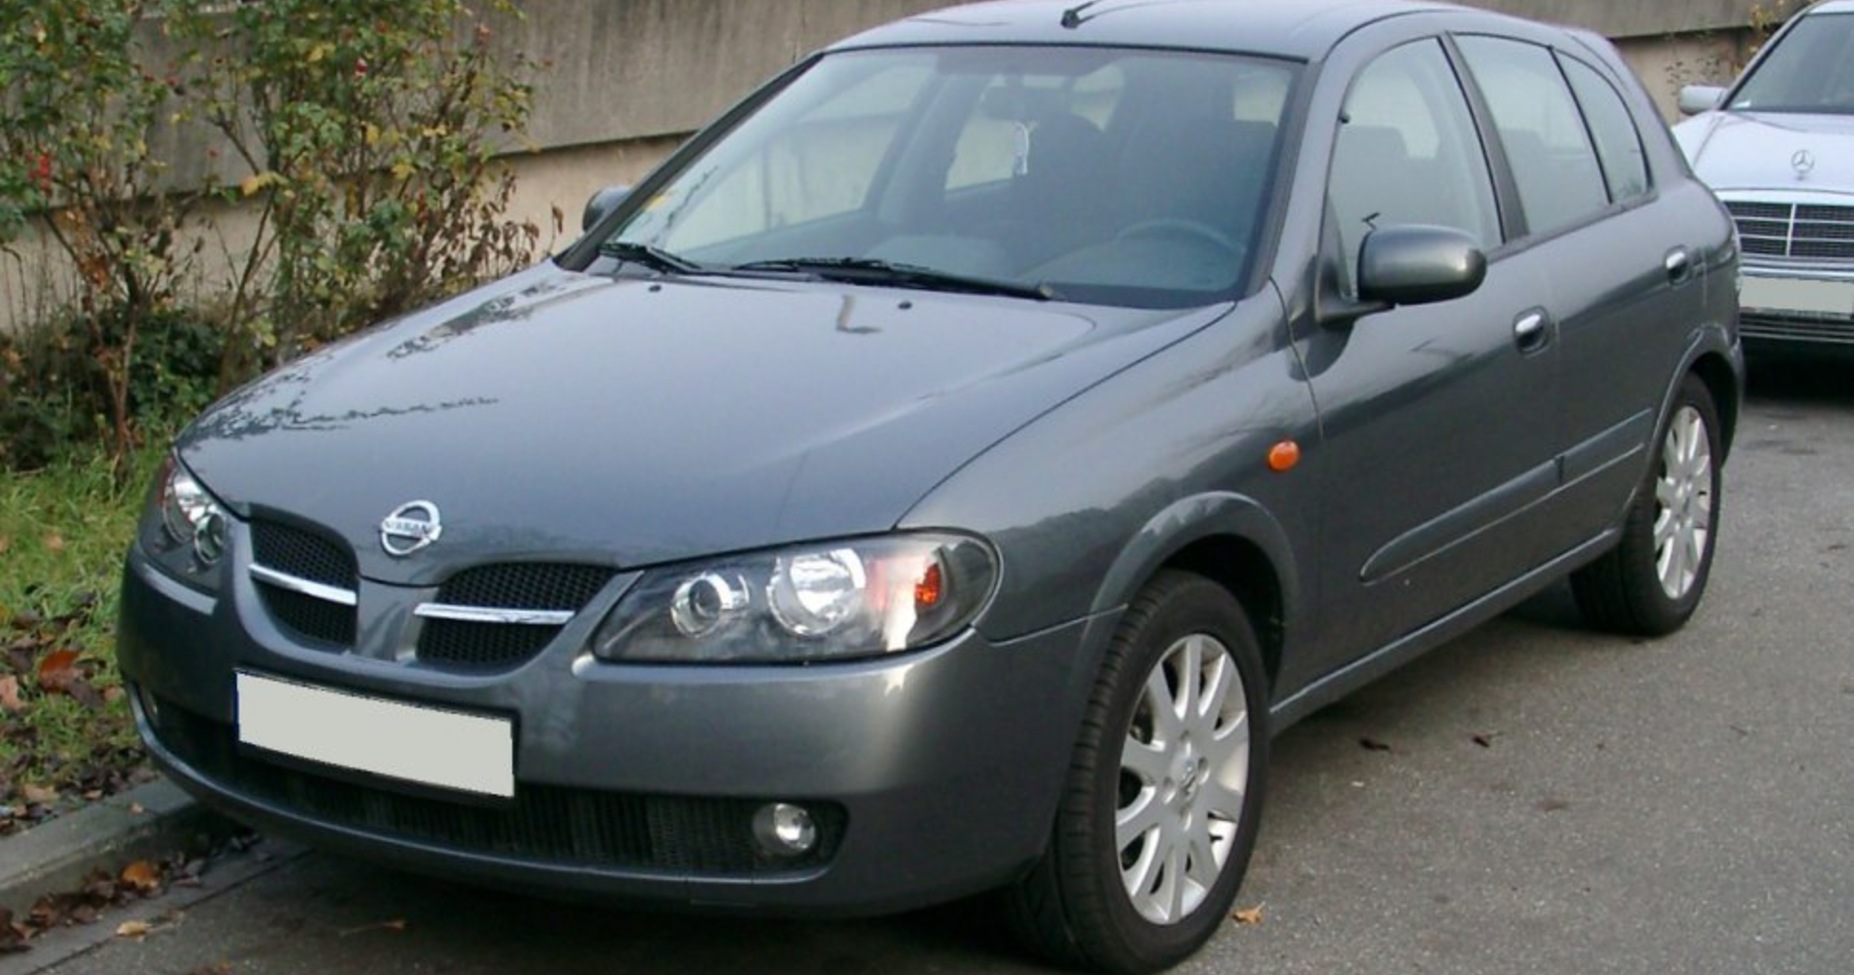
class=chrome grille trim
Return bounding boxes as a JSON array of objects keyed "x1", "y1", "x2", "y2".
[
  {"x1": 414, "y1": 604, "x2": 576, "y2": 626},
  {"x1": 250, "y1": 564, "x2": 360, "y2": 607},
  {"x1": 1727, "y1": 200, "x2": 1854, "y2": 262}
]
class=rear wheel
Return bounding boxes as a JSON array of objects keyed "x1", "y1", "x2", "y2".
[
  {"x1": 1007, "y1": 571, "x2": 1268, "y2": 974},
  {"x1": 1573, "y1": 374, "x2": 1722, "y2": 635}
]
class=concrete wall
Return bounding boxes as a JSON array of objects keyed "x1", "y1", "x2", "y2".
[
  {"x1": 509, "y1": 0, "x2": 1770, "y2": 149},
  {"x1": 473, "y1": 0, "x2": 1778, "y2": 251},
  {"x1": 467, "y1": 0, "x2": 1783, "y2": 261},
  {"x1": 0, "y1": 0, "x2": 1781, "y2": 332}
]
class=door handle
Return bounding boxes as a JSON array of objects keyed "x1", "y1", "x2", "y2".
[
  {"x1": 1514, "y1": 309, "x2": 1551, "y2": 354},
  {"x1": 1664, "y1": 247, "x2": 1693, "y2": 284}
]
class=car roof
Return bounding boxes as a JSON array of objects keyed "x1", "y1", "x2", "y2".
[
  {"x1": 1804, "y1": 0, "x2": 1854, "y2": 13},
  {"x1": 828, "y1": 0, "x2": 1473, "y2": 62}
]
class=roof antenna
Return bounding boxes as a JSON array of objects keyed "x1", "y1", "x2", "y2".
[{"x1": 1061, "y1": 0, "x2": 1104, "y2": 29}]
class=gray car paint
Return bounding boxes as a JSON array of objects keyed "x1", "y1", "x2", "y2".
[
  {"x1": 175, "y1": 265, "x2": 1230, "y2": 585},
  {"x1": 118, "y1": 0, "x2": 1743, "y2": 919}
]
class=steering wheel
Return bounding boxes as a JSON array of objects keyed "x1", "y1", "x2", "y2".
[{"x1": 1115, "y1": 218, "x2": 1240, "y2": 255}]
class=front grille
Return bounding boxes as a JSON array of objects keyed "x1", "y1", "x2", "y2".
[
  {"x1": 436, "y1": 564, "x2": 616, "y2": 612},
  {"x1": 1728, "y1": 200, "x2": 1854, "y2": 262},
  {"x1": 261, "y1": 587, "x2": 358, "y2": 647},
  {"x1": 418, "y1": 619, "x2": 560, "y2": 672},
  {"x1": 251, "y1": 520, "x2": 356, "y2": 589},
  {"x1": 250, "y1": 520, "x2": 358, "y2": 648},
  {"x1": 146, "y1": 694, "x2": 845, "y2": 875},
  {"x1": 1740, "y1": 310, "x2": 1854, "y2": 347},
  {"x1": 416, "y1": 564, "x2": 616, "y2": 672}
]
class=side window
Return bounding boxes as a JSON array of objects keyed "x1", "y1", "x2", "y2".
[
  {"x1": 1455, "y1": 36, "x2": 1608, "y2": 237},
  {"x1": 1329, "y1": 39, "x2": 1502, "y2": 293},
  {"x1": 1559, "y1": 56, "x2": 1650, "y2": 203}
]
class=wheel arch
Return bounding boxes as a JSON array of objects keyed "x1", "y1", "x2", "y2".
[
  {"x1": 1090, "y1": 493, "x2": 1300, "y2": 693},
  {"x1": 1687, "y1": 349, "x2": 1741, "y2": 459}
]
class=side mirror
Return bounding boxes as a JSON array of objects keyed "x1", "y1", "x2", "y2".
[
  {"x1": 582, "y1": 185, "x2": 632, "y2": 233},
  {"x1": 1357, "y1": 225, "x2": 1486, "y2": 307},
  {"x1": 1677, "y1": 85, "x2": 1726, "y2": 116}
]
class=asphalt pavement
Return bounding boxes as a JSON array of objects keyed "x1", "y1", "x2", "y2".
[{"x1": 8, "y1": 360, "x2": 1851, "y2": 975}]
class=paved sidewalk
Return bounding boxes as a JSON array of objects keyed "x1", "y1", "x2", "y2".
[{"x1": 0, "y1": 778, "x2": 229, "y2": 916}]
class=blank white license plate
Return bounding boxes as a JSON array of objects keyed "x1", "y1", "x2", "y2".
[
  {"x1": 236, "y1": 672, "x2": 514, "y2": 798},
  {"x1": 1741, "y1": 276, "x2": 1854, "y2": 316}
]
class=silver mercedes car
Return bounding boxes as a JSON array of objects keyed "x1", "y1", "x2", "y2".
[
  {"x1": 1675, "y1": 0, "x2": 1854, "y2": 355},
  {"x1": 120, "y1": 1, "x2": 1742, "y2": 971}
]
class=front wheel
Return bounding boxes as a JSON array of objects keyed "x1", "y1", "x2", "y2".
[
  {"x1": 1573, "y1": 373, "x2": 1723, "y2": 635},
  {"x1": 1006, "y1": 571, "x2": 1269, "y2": 974}
]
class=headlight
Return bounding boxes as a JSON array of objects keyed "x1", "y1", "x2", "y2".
[
  {"x1": 593, "y1": 534, "x2": 997, "y2": 664},
  {"x1": 138, "y1": 454, "x2": 231, "y2": 591}
]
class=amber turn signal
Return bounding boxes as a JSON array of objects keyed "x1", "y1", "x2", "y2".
[{"x1": 1268, "y1": 440, "x2": 1301, "y2": 472}]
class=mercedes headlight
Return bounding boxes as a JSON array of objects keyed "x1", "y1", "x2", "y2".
[
  {"x1": 593, "y1": 534, "x2": 997, "y2": 663},
  {"x1": 138, "y1": 455, "x2": 230, "y2": 591}
]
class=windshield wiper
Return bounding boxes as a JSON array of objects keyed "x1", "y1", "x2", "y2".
[
  {"x1": 597, "y1": 240, "x2": 707, "y2": 275},
  {"x1": 731, "y1": 257, "x2": 1059, "y2": 301}
]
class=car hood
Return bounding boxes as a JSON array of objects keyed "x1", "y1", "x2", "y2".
[
  {"x1": 179, "y1": 264, "x2": 1225, "y2": 583},
  {"x1": 1675, "y1": 110, "x2": 1854, "y2": 194}
]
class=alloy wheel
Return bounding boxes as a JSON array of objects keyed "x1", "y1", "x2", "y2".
[
  {"x1": 1116, "y1": 633, "x2": 1251, "y2": 925},
  {"x1": 1652, "y1": 404, "x2": 1714, "y2": 601}
]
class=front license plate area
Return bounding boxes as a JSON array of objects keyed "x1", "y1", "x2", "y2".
[
  {"x1": 1741, "y1": 276, "x2": 1854, "y2": 317},
  {"x1": 235, "y1": 672, "x2": 515, "y2": 799}
]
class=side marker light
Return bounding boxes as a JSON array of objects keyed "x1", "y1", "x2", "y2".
[{"x1": 1268, "y1": 441, "x2": 1301, "y2": 473}]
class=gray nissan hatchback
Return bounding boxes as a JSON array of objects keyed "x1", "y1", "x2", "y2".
[{"x1": 119, "y1": 1, "x2": 1743, "y2": 971}]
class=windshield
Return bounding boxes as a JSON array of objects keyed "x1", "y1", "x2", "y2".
[
  {"x1": 597, "y1": 46, "x2": 1296, "y2": 309},
  {"x1": 1728, "y1": 12, "x2": 1854, "y2": 114}
]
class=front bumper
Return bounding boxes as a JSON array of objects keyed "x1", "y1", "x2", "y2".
[
  {"x1": 1738, "y1": 264, "x2": 1854, "y2": 352},
  {"x1": 118, "y1": 542, "x2": 1108, "y2": 916},
  {"x1": 1719, "y1": 193, "x2": 1854, "y2": 353}
]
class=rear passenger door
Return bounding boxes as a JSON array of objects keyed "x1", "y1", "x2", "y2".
[{"x1": 1452, "y1": 35, "x2": 1706, "y2": 552}]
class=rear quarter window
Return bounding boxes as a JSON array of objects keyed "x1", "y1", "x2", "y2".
[
  {"x1": 1455, "y1": 35, "x2": 1609, "y2": 238},
  {"x1": 1559, "y1": 55, "x2": 1651, "y2": 203}
]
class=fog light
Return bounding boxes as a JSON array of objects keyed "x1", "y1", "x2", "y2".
[
  {"x1": 194, "y1": 510, "x2": 228, "y2": 566},
  {"x1": 133, "y1": 684, "x2": 162, "y2": 728},
  {"x1": 752, "y1": 802, "x2": 818, "y2": 857}
]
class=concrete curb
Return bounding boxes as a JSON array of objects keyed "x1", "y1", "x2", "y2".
[{"x1": 0, "y1": 778, "x2": 236, "y2": 915}]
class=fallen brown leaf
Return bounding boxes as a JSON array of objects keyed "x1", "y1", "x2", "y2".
[
  {"x1": 0, "y1": 908, "x2": 26, "y2": 954},
  {"x1": 0, "y1": 675, "x2": 22, "y2": 712},
  {"x1": 21, "y1": 783, "x2": 57, "y2": 805},
  {"x1": 35, "y1": 650, "x2": 81, "y2": 693},
  {"x1": 1232, "y1": 904, "x2": 1266, "y2": 925},
  {"x1": 120, "y1": 860, "x2": 162, "y2": 893},
  {"x1": 115, "y1": 920, "x2": 152, "y2": 939},
  {"x1": 41, "y1": 534, "x2": 65, "y2": 553},
  {"x1": 63, "y1": 678, "x2": 105, "y2": 709}
]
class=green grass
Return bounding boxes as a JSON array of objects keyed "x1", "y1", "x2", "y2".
[{"x1": 0, "y1": 441, "x2": 168, "y2": 831}]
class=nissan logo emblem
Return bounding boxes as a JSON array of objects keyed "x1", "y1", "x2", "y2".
[{"x1": 380, "y1": 501, "x2": 443, "y2": 557}]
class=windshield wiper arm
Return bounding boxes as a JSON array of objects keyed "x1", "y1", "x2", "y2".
[
  {"x1": 597, "y1": 240, "x2": 707, "y2": 275},
  {"x1": 731, "y1": 257, "x2": 1059, "y2": 301}
]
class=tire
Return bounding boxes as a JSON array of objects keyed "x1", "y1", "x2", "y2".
[
  {"x1": 1006, "y1": 571, "x2": 1269, "y2": 974},
  {"x1": 1572, "y1": 373, "x2": 1722, "y2": 636}
]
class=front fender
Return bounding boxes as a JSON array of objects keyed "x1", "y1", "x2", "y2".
[{"x1": 1089, "y1": 492, "x2": 1302, "y2": 630}]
